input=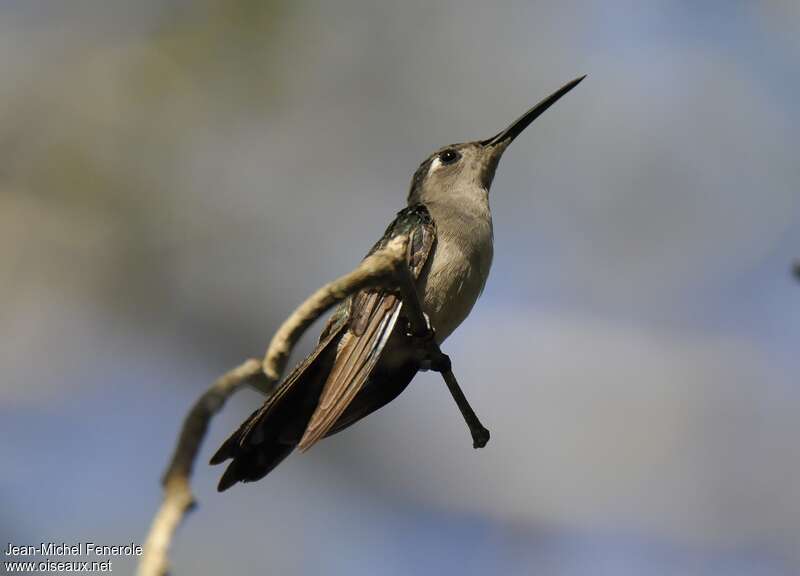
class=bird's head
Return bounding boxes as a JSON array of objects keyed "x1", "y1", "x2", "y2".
[{"x1": 408, "y1": 75, "x2": 585, "y2": 206}]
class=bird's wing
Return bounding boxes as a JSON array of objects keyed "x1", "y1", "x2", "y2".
[
  {"x1": 242, "y1": 309, "x2": 347, "y2": 441},
  {"x1": 297, "y1": 204, "x2": 436, "y2": 451}
]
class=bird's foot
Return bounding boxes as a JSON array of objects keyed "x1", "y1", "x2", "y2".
[
  {"x1": 427, "y1": 350, "x2": 451, "y2": 373},
  {"x1": 405, "y1": 312, "x2": 434, "y2": 338},
  {"x1": 405, "y1": 313, "x2": 452, "y2": 373}
]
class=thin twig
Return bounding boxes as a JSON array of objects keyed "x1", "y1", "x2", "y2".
[
  {"x1": 391, "y1": 260, "x2": 491, "y2": 448},
  {"x1": 138, "y1": 232, "x2": 490, "y2": 575},
  {"x1": 262, "y1": 236, "x2": 409, "y2": 381},
  {"x1": 137, "y1": 358, "x2": 264, "y2": 576},
  {"x1": 138, "y1": 236, "x2": 410, "y2": 576},
  {"x1": 439, "y1": 367, "x2": 490, "y2": 448},
  {"x1": 384, "y1": 240, "x2": 490, "y2": 447}
]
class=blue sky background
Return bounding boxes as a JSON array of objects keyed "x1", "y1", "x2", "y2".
[{"x1": 1, "y1": 1, "x2": 798, "y2": 574}]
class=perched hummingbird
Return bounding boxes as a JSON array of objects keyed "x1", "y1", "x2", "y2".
[{"x1": 211, "y1": 76, "x2": 585, "y2": 491}]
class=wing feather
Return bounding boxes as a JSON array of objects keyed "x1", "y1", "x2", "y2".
[
  {"x1": 208, "y1": 313, "x2": 346, "y2": 468},
  {"x1": 211, "y1": 306, "x2": 348, "y2": 462},
  {"x1": 297, "y1": 205, "x2": 435, "y2": 451}
]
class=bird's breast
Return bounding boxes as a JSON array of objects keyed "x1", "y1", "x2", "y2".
[{"x1": 418, "y1": 210, "x2": 493, "y2": 343}]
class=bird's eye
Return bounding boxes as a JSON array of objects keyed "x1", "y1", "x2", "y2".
[{"x1": 438, "y1": 149, "x2": 460, "y2": 165}]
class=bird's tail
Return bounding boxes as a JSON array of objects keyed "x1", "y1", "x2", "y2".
[
  {"x1": 211, "y1": 425, "x2": 294, "y2": 492},
  {"x1": 210, "y1": 331, "x2": 341, "y2": 492}
]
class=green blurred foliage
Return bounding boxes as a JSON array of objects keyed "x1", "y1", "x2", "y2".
[{"x1": 0, "y1": 0, "x2": 292, "y2": 321}]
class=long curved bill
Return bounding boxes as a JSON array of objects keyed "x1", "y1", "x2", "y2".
[{"x1": 481, "y1": 75, "x2": 586, "y2": 147}]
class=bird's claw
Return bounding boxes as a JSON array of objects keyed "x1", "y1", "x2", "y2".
[
  {"x1": 472, "y1": 426, "x2": 490, "y2": 449},
  {"x1": 428, "y1": 351, "x2": 451, "y2": 373},
  {"x1": 418, "y1": 349, "x2": 451, "y2": 374},
  {"x1": 406, "y1": 312, "x2": 434, "y2": 339},
  {"x1": 405, "y1": 313, "x2": 451, "y2": 373}
]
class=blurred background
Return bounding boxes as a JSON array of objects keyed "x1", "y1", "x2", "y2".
[{"x1": 1, "y1": 1, "x2": 799, "y2": 574}]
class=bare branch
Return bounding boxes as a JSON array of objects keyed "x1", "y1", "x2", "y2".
[
  {"x1": 438, "y1": 364, "x2": 490, "y2": 448},
  {"x1": 137, "y1": 358, "x2": 263, "y2": 576},
  {"x1": 137, "y1": 477, "x2": 193, "y2": 576},
  {"x1": 262, "y1": 235, "x2": 408, "y2": 381},
  {"x1": 388, "y1": 257, "x2": 491, "y2": 448},
  {"x1": 377, "y1": 239, "x2": 490, "y2": 448},
  {"x1": 162, "y1": 360, "x2": 266, "y2": 486},
  {"x1": 138, "y1": 232, "x2": 490, "y2": 575},
  {"x1": 138, "y1": 236, "x2": 409, "y2": 576}
]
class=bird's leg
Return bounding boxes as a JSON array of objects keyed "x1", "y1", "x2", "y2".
[
  {"x1": 404, "y1": 314, "x2": 490, "y2": 449},
  {"x1": 426, "y1": 349, "x2": 490, "y2": 449},
  {"x1": 405, "y1": 312, "x2": 437, "y2": 370},
  {"x1": 394, "y1": 258, "x2": 489, "y2": 448}
]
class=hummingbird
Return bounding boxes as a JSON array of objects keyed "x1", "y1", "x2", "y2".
[{"x1": 210, "y1": 75, "x2": 585, "y2": 491}]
